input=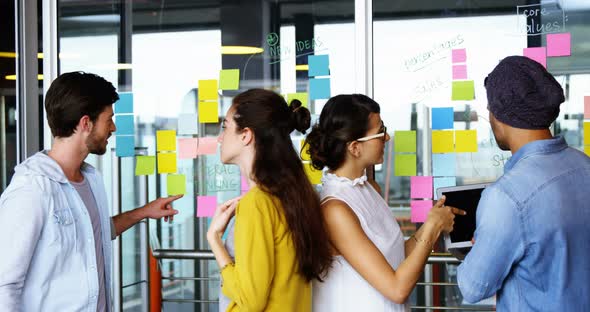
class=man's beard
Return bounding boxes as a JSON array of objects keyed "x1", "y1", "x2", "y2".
[{"x1": 86, "y1": 129, "x2": 108, "y2": 155}]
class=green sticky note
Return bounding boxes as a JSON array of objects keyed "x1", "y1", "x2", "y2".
[
  {"x1": 219, "y1": 69, "x2": 240, "y2": 90},
  {"x1": 584, "y1": 122, "x2": 590, "y2": 145},
  {"x1": 135, "y1": 156, "x2": 156, "y2": 176},
  {"x1": 452, "y1": 80, "x2": 475, "y2": 101},
  {"x1": 394, "y1": 131, "x2": 416, "y2": 153},
  {"x1": 432, "y1": 130, "x2": 454, "y2": 153},
  {"x1": 455, "y1": 130, "x2": 478, "y2": 153},
  {"x1": 287, "y1": 93, "x2": 308, "y2": 108},
  {"x1": 167, "y1": 174, "x2": 186, "y2": 196},
  {"x1": 394, "y1": 154, "x2": 416, "y2": 176}
]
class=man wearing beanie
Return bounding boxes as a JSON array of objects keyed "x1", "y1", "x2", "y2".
[{"x1": 457, "y1": 56, "x2": 590, "y2": 311}]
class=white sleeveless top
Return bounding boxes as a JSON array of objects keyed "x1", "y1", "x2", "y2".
[{"x1": 312, "y1": 173, "x2": 409, "y2": 312}]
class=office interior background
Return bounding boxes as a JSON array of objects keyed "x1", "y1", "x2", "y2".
[{"x1": 1, "y1": 0, "x2": 589, "y2": 311}]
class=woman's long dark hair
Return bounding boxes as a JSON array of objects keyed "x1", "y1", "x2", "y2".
[{"x1": 232, "y1": 89, "x2": 332, "y2": 281}]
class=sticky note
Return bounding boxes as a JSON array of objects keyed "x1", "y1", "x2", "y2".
[
  {"x1": 432, "y1": 107, "x2": 454, "y2": 130},
  {"x1": 547, "y1": 33, "x2": 571, "y2": 57},
  {"x1": 156, "y1": 130, "x2": 176, "y2": 152},
  {"x1": 308, "y1": 55, "x2": 330, "y2": 77},
  {"x1": 433, "y1": 177, "x2": 457, "y2": 199},
  {"x1": 178, "y1": 138, "x2": 198, "y2": 159},
  {"x1": 219, "y1": 69, "x2": 240, "y2": 90},
  {"x1": 411, "y1": 176, "x2": 433, "y2": 199},
  {"x1": 157, "y1": 152, "x2": 177, "y2": 174},
  {"x1": 411, "y1": 200, "x2": 434, "y2": 223},
  {"x1": 197, "y1": 196, "x2": 217, "y2": 218},
  {"x1": 452, "y1": 49, "x2": 466, "y2": 63},
  {"x1": 198, "y1": 80, "x2": 218, "y2": 101},
  {"x1": 432, "y1": 130, "x2": 454, "y2": 153},
  {"x1": 241, "y1": 175, "x2": 249, "y2": 192},
  {"x1": 197, "y1": 137, "x2": 218, "y2": 155},
  {"x1": 585, "y1": 146, "x2": 590, "y2": 157},
  {"x1": 432, "y1": 154, "x2": 456, "y2": 177},
  {"x1": 394, "y1": 131, "x2": 416, "y2": 153},
  {"x1": 303, "y1": 162, "x2": 322, "y2": 185},
  {"x1": 115, "y1": 115, "x2": 134, "y2": 135},
  {"x1": 309, "y1": 78, "x2": 331, "y2": 100},
  {"x1": 455, "y1": 130, "x2": 478, "y2": 153},
  {"x1": 287, "y1": 93, "x2": 308, "y2": 108},
  {"x1": 584, "y1": 96, "x2": 590, "y2": 119},
  {"x1": 135, "y1": 156, "x2": 156, "y2": 176},
  {"x1": 198, "y1": 101, "x2": 218, "y2": 123},
  {"x1": 394, "y1": 154, "x2": 416, "y2": 176},
  {"x1": 523, "y1": 47, "x2": 547, "y2": 68},
  {"x1": 452, "y1": 64, "x2": 467, "y2": 80},
  {"x1": 451, "y1": 80, "x2": 475, "y2": 101},
  {"x1": 116, "y1": 136, "x2": 135, "y2": 157},
  {"x1": 167, "y1": 174, "x2": 186, "y2": 196},
  {"x1": 300, "y1": 140, "x2": 311, "y2": 161},
  {"x1": 178, "y1": 113, "x2": 199, "y2": 135},
  {"x1": 585, "y1": 122, "x2": 590, "y2": 145},
  {"x1": 114, "y1": 93, "x2": 133, "y2": 114}
]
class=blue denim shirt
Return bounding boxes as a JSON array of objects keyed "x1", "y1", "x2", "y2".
[
  {"x1": 0, "y1": 152, "x2": 113, "y2": 311},
  {"x1": 457, "y1": 137, "x2": 590, "y2": 311}
]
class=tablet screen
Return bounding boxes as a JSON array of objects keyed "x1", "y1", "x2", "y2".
[{"x1": 442, "y1": 187, "x2": 485, "y2": 243}]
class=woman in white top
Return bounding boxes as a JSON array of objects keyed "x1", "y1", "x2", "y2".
[{"x1": 304, "y1": 94, "x2": 464, "y2": 311}]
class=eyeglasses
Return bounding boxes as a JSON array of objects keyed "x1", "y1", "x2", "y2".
[{"x1": 356, "y1": 123, "x2": 387, "y2": 142}]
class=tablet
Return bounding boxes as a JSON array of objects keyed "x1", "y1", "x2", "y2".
[{"x1": 436, "y1": 183, "x2": 490, "y2": 259}]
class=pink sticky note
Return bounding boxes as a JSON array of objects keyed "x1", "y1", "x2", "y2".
[
  {"x1": 411, "y1": 176, "x2": 433, "y2": 199},
  {"x1": 240, "y1": 175, "x2": 249, "y2": 192},
  {"x1": 452, "y1": 64, "x2": 467, "y2": 80},
  {"x1": 547, "y1": 33, "x2": 571, "y2": 57},
  {"x1": 197, "y1": 196, "x2": 217, "y2": 217},
  {"x1": 585, "y1": 96, "x2": 590, "y2": 119},
  {"x1": 452, "y1": 49, "x2": 466, "y2": 63},
  {"x1": 411, "y1": 200, "x2": 434, "y2": 223},
  {"x1": 178, "y1": 138, "x2": 198, "y2": 159},
  {"x1": 196, "y1": 137, "x2": 218, "y2": 155},
  {"x1": 523, "y1": 47, "x2": 547, "y2": 68}
]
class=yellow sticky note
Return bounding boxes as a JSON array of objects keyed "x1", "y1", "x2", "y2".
[
  {"x1": 394, "y1": 154, "x2": 416, "y2": 176},
  {"x1": 432, "y1": 130, "x2": 454, "y2": 153},
  {"x1": 198, "y1": 80, "x2": 218, "y2": 101},
  {"x1": 167, "y1": 174, "x2": 186, "y2": 196},
  {"x1": 199, "y1": 101, "x2": 218, "y2": 123},
  {"x1": 300, "y1": 140, "x2": 311, "y2": 161},
  {"x1": 135, "y1": 156, "x2": 156, "y2": 176},
  {"x1": 287, "y1": 93, "x2": 308, "y2": 108},
  {"x1": 451, "y1": 80, "x2": 475, "y2": 101},
  {"x1": 219, "y1": 69, "x2": 240, "y2": 90},
  {"x1": 584, "y1": 122, "x2": 590, "y2": 145},
  {"x1": 455, "y1": 130, "x2": 478, "y2": 153},
  {"x1": 156, "y1": 130, "x2": 176, "y2": 152},
  {"x1": 303, "y1": 162, "x2": 322, "y2": 185},
  {"x1": 157, "y1": 153, "x2": 177, "y2": 174},
  {"x1": 585, "y1": 146, "x2": 590, "y2": 157}
]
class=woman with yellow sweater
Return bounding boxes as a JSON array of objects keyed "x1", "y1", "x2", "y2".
[{"x1": 207, "y1": 89, "x2": 332, "y2": 311}]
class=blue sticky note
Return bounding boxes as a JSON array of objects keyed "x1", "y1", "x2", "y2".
[
  {"x1": 308, "y1": 55, "x2": 330, "y2": 77},
  {"x1": 432, "y1": 154, "x2": 456, "y2": 177},
  {"x1": 432, "y1": 107, "x2": 454, "y2": 130},
  {"x1": 433, "y1": 177, "x2": 457, "y2": 199},
  {"x1": 309, "y1": 78, "x2": 331, "y2": 100},
  {"x1": 115, "y1": 115, "x2": 134, "y2": 135},
  {"x1": 116, "y1": 135, "x2": 135, "y2": 157},
  {"x1": 114, "y1": 93, "x2": 133, "y2": 114}
]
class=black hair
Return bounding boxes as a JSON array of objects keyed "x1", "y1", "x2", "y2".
[{"x1": 45, "y1": 71, "x2": 119, "y2": 137}]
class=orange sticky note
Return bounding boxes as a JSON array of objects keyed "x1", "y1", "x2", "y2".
[
  {"x1": 432, "y1": 130, "x2": 454, "y2": 153},
  {"x1": 455, "y1": 130, "x2": 477, "y2": 153},
  {"x1": 303, "y1": 162, "x2": 322, "y2": 185},
  {"x1": 157, "y1": 152, "x2": 177, "y2": 174},
  {"x1": 156, "y1": 130, "x2": 176, "y2": 152},
  {"x1": 199, "y1": 101, "x2": 218, "y2": 123},
  {"x1": 198, "y1": 80, "x2": 218, "y2": 101}
]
